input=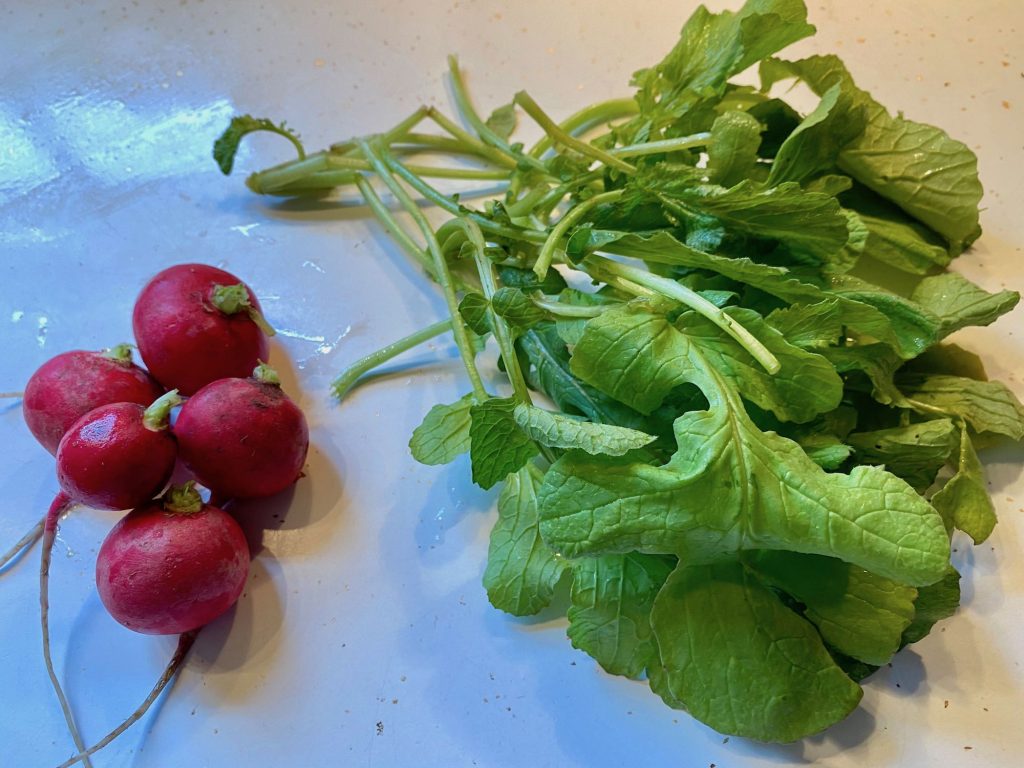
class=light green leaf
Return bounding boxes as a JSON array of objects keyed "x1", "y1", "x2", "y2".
[
  {"x1": 648, "y1": 560, "x2": 862, "y2": 742},
  {"x1": 540, "y1": 308, "x2": 950, "y2": 586},
  {"x1": 707, "y1": 110, "x2": 763, "y2": 187},
  {"x1": 409, "y1": 395, "x2": 474, "y2": 466},
  {"x1": 498, "y1": 264, "x2": 568, "y2": 295},
  {"x1": 910, "y1": 272, "x2": 1019, "y2": 339},
  {"x1": 828, "y1": 275, "x2": 941, "y2": 359},
  {"x1": 571, "y1": 304, "x2": 841, "y2": 422},
  {"x1": 483, "y1": 467, "x2": 567, "y2": 616},
  {"x1": 485, "y1": 102, "x2": 517, "y2": 141},
  {"x1": 931, "y1": 426, "x2": 997, "y2": 543},
  {"x1": 744, "y1": 551, "x2": 916, "y2": 665},
  {"x1": 898, "y1": 375, "x2": 1024, "y2": 439},
  {"x1": 847, "y1": 419, "x2": 958, "y2": 491},
  {"x1": 469, "y1": 398, "x2": 539, "y2": 489},
  {"x1": 567, "y1": 553, "x2": 673, "y2": 678},
  {"x1": 766, "y1": 299, "x2": 844, "y2": 349},
  {"x1": 513, "y1": 404, "x2": 656, "y2": 456},
  {"x1": 767, "y1": 83, "x2": 865, "y2": 185}
]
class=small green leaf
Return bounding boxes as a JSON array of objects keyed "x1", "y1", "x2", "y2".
[
  {"x1": 512, "y1": 403, "x2": 657, "y2": 456},
  {"x1": 491, "y1": 287, "x2": 546, "y2": 331},
  {"x1": 847, "y1": 419, "x2": 958, "y2": 491},
  {"x1": 458, "y1": 292, "x2": 492, "y2": 336},
  {"x1": 485, "y1": 102, "x2": 518, "y2": 141},
  {"x1": 409, "y1": 395, "x2": 474, "y2": 466},
  {"x1": 931, "y1": 426, "x2": 997, "y2": 543},
  {"x1": 213, "y1": 115, "x2": 305, "y2": 175},
  {"x1": 469, "y1": 398, "x2": 539, "y2": 489},
  {"x1": 911, "y1": 272, "x2": 1019, "y2": 339},
  {"x1": 901, "y1": 566, "x2": 961, "y2": 645},
  {"x1": 707, "y1": 110, "x2": 763, "y2": 187},
  {"x1": 498, "y1": 264, "x2": 568, "y2": 295},
  {"x1": 483, "y1": 468, "x2": 566, "y2": 616},
  {"x1": 899, "y1": 375, "x2": 1024, "y2": 439}
]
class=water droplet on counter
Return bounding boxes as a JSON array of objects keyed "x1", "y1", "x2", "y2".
[
  {"x1": 36, "y1": 316, "x2": 48, "y2": 347},
  {"x1": 230, "y1": 222, "x2": 260, "y2": 237},
  {"x1": 11, "y1": 310, "x2": 24, "y2": 322},
  {"x1": 302, "y1": 259, "x2": 326, "y2": 273}
]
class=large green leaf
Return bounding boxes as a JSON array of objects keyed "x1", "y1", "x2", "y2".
[
  {"x1": 567, "y1": 553, "x2": 673, "y2": 678},
  {"x1": 898, "y1": 375, "x2": 1024, "y2": 439},
  {"x1": 540, "y1": 307, "x2": 950, "y2": 586},
  {"x1": 847, "y1": 419, "x2": 958, "y2": 491},
  {"x1": 648, "y1": 560, "x2": 863, "y2": 741},
  {"x1": 910, "y1": 272, "x2": 1019, "y2": 339}
]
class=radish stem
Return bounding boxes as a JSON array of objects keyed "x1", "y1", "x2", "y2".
[{"x1": 0, "y1": 516, "x2": 44, "y2": 571}]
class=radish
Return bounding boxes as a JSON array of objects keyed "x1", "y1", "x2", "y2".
[
  {"x1": 56, "y1": 484, "x2": 249, "y2": 767},
  {"x1": 41, "y1": 390, "x2": 180, "y2": 765},
  {"x1": 96, "y1": 483, "x2": 250, "y2": 634},
  {"x1": 175, "y1": 363, "x2": 309, "y2": 499},
  {"x1": 23, "y1": 345, "x2": 164, "y2": 456},
  {"x1": 132, "y1": 263, "x2": 275, "y2": 395}
]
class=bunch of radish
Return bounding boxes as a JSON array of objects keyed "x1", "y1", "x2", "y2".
[{"x1": 8, "y1": 264, "x2": 309, "y2": 767}]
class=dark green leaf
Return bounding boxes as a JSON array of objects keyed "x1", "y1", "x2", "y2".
[{"x1": 469, "y1": 398, "x2": 539, "y2": 489}]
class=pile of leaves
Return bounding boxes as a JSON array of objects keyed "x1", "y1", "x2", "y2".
[{"x1": 216, "y1": 0, "x2": 1023, "y2": 742}]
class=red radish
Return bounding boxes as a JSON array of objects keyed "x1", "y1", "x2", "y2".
[
  {"x1": 56, "y1": 393, "x2": 180, "y2": 511},
  {"x1": 40, "y1": 390, "x2": 180, "y2": 766},
  {"x1": 23, "y1": 345, "x2": 164, "y2": 455},
  {"x1": 96, "y1": 484, "x2": 250, "y2": 634},
  {"x1": 175, "y1": 363, "x2": 309, "y2": 499},
  {"x1": 132, "y1": 263, "x2": 275, "y2": 395}
]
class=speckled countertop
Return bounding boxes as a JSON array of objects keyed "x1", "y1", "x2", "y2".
[{"x1": 1, "y1": 2, "x2": 1022, "y2": 766}]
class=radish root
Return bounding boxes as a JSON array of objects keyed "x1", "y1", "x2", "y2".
[
  {"x1": 55, "y1": 630, "x2": 199, "y2": 768},
  {"x1": 0, "y1": 516, "x2": 44, "y2": 571},
  {"x1": 40, "y1": 492, "x2": 93, "y2": 768}
]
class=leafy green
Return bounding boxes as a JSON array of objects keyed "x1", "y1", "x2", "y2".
[
  {"x1": 226, "y1": 0, "x2": 1017, "y2": 744},
  {"x1": 931, "y1": 426, "x2": 997, "y2": 543},
  {"x1": 648, "y1": 559, "x2": 863, "y2": 742},
  {"x1": 469, "y1": 398, "x2": 539, "y2": 489},
  {"x1": 566, "y1": 553, "x2": 673, "y2": 678},
  {"x1": 483, "y1": 467, "x2": 567, "y2": 615},
  {"x1": 409, "y1": 395, "x2": 474, "y2": 465},
  {"x1": 212, "y1": 115, "x2": 304, "y2": 175},
  {"x1": 512, "y1": 404, "x2": 657, "y2": 456}
]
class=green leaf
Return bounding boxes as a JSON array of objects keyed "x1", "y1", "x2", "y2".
[
  {"x1": 517, "y1": 325, "x2": 657, "y2": 432},
  {"x1": 648, "y1": 560, "x2": 862, "y2": 742},
  {"x1": 707, "y1": 110, "x2": 763, "y2": 187},
  {"x1": 767, "y1": 83, "x2": 866, "y2": 185},
  {"x1": 766, "y1": 299, "x2": 844, "y2": 349},
  {"x1": 498, "y1": 264, "x2": 568, "y2": 295},
  {"x1": 485, "y1": 102, "x2": 518, "y2": 141},
  {"x1": 512, "y1": 403, "x2": 657, "y2": 456},
  {"x1": 212, "y1": 115, "x2": 304, "y2": 175},
  {"x1": 744, "y1": 551, "x2": 916, "y2": 665},
  {"x1": 540, "y1": 308, "x2": 950, "y2": 586},
  {"x1": 842, "y1": 185, "x2": 953, "y2": 274},
  {"x1": 898, "y1": 375, "x2": 1024, "y2": 439},
  {"x1": 847, "y1": 419, "x2": 958, "y2": 491},
  {"x1": 827, "y1": 275, "x2": 942, "y2": 359},
  {"x1": 469, "y1": 398, "x2": 539, "y2": 489},
  {"x1": 483, "y1": 467, "x2": 566, "y2": 615},
  {"x1": 571, "y1": 304, "x2": 842, "y2": 422},
  {"x1": 910, "y1": 272, "x2": 1019, "y2": 339},
  {"x1": 458, "y1": 292, "x2": 492, "y2": 336},
  {"x1": 823, "y1": 343, "x2": 907, "y2": 406},
  {"x1": 491, "y1": 287, "x2": 547, "y2": 331},
  {"x1": 566, "y1": 553, "x2": 673, "y2": 678},
  {"x1": 762, "y1": 55, "x2": 982, "y2": 249},
  {"x1": 409, "y1": 395, "x2": 474, "y2": 465},
  {"x1": 901, "y1": 566, "x2": 961, "y2": 645},
  {"x1": 931, "y1": 426, "x2": 997, "y2": 543},
  {"x1": 798, "y1": 435, "x2": 853, "y2": 470}
]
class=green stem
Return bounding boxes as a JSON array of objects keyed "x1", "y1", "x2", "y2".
[
  {"x1": 329, "y1": 106, "x2": 432, "y2": 156},
  {"x1": 384, "y1": 157, "x2": 546, "y2": 243},
  {"x1": 245, "y1": 152, "x2": 331, "y2": 194},
  {"x1": 534, "y1": 189, "x2": 624, "y2": 280},
  {"x1": 358, "y1": 138, "x2": 488, "y2": 400},
  {"x1": 425, "y1": 107, "x2": 519, "y2": 171},
  {"x1": 584, "y1": 255, "x2": 781, "y2": 374},
  {"x1": 332, "y1": 319, "x2": 454, "y2": 400},
  {"x1": 611, "y1": 132, "x2": 711, "y2": 159},
  {"x1": 528, "y1": 97, "x2": 640, "y2": 158},
  {"x1": 354, "y1": 176, "x2": 433, "y2": 277},
  {"x1": 514, "y1": 91, "x2": 636, "y2": 175},
  {"x1": 141, "y1": 390, "x2": 181, "y2": 431},
  {"x1": 324, "y1": 155, "x2": 509, "y2": 181},
  {"x1": 447, "y1": 56, "x2": 549, "y2": 174}
]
